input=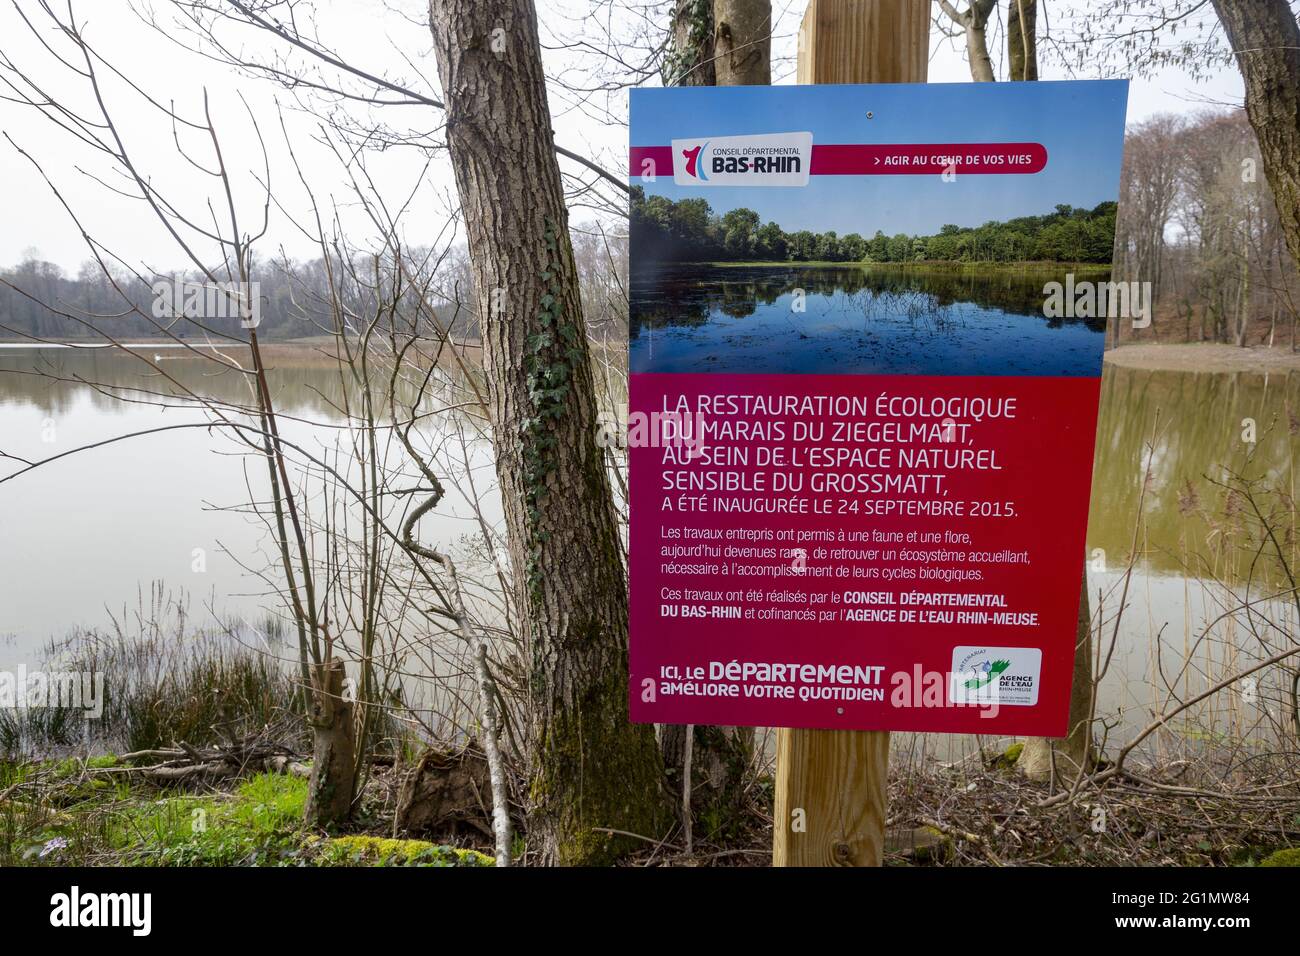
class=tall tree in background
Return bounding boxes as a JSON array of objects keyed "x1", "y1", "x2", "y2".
[
  {"x1": 938, "y1": 0, "x2": 998, "y2": 81},
  {"x1": 714, "y1": 0, "x2": 772, "y2": 84},
  {"x1": 1114, "y1": 114, "x2": 1184, "y2": 344},
  {"x1": 1008, "y1": 0, "x2": 1038, "y2": 79},
  {"x1": 428, "y1": 0, "x2": 666, "y2": 864},
  {"x1": 1211, "y1": 0, "x2": 1300, "y2": 273}
]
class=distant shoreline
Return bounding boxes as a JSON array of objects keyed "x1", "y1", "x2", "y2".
[
  {"x1": 0, "y1": 336, "x2": 482, "y2": 351},
  {"x1": 1105, "y1": 343, "x2": 1300, "y2": 373},
  {"x1": 0, "y1": 337, "x2": 484, "y2": 372},
  {"x1": 697, "y1": 259, "x2": 1113, "y2": 273},
  {"x1": 14, "y1": 337, "x2": 1297, "y2": 374}
]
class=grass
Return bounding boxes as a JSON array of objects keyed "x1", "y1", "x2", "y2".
[{"x1": 120, "y1": 773, "x2": 309, "y2": 866}]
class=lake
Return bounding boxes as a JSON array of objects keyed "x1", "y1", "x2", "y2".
[
  {"x1": 0, "y1": 344, "x2": 500, "y2": 673},
  {"x1": 630, "y1": 263, "x2": 1108, "y2": 376},
  {"x1": 1, "y1": 340, "x2": 1296, "y2": 750}
]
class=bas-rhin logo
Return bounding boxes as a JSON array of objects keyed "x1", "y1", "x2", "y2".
[{"x1": 672, "y1": 132, "x2": 813, "y2": 187}]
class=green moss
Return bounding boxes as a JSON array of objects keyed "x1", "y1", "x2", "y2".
[
  {"x1": 315, "y1": 834, "x2": 492, "y2": 868},
  {"x1": 1260, "y1": 847, "x2": 1300, "y2": 867}
]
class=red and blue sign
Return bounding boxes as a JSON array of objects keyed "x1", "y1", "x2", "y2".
[{"x1": 627, "y1": 81, "x2": 1129, "y2": 734}]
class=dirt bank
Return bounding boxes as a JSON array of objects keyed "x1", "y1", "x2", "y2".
[{"x1": 1105, "y1": 343, "x2": 1300, "y2": 373}]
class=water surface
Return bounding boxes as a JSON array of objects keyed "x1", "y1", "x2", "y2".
[{"x1": 630, "y1": 263, "x2": 1107, "y2": 376}]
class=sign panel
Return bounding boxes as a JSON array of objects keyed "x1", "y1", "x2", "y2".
[{"x1": 627, "y1": 81, "x2": 1129, "y2": 735}]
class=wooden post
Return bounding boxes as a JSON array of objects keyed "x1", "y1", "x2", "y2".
[
  {"x1": 796, "y1": 0, "x2": 930, "y2": 86},
  {"x1": 774, "y1": 0, "x2": 930, "y2": 868}
]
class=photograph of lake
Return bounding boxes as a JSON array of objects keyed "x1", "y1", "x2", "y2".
[{"x1": 629, "y1": 262, "x2": 1108, "y2": 376}]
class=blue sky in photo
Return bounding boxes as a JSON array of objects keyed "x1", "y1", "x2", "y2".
[{"x1": 630, "y1": 81, "x2": 1129, "y2": 237}]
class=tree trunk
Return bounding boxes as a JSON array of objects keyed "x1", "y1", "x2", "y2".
[
  {"x1": 660, "y1": 722, "x2": 752, "y2": 839},
  {"x1": 658, "y1": 0, "x2": 768, "y2": 840},
  {"x1": 1237, "y1": 253, "x2": 1250, "y2": 346},
  {"x1": 304, "y1": 658, "x2": 357, "y2": 828},
  {"x1": 964, "y1": 19, "x2": 995, "y2": 82},
  {"x1": 1212, "y1": 0, "x2": 1300, "y2": 273},
  {"x1": 713, "y1": 0, "x2": 771, "y2": 85},
  {"x1": 1019, "y1": 574, "x2": 1093, "y2": 784},
  {"x1": 1007, "y1": 0, "x2": 1037, "y2": 81},
  {"x1": 666, "y1": 0, "x2": 716, "y2": 86},
  {"x1": 428, "y1": 0, "x2": 667, "y2": 865}
]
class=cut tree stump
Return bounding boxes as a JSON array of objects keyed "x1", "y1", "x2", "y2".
[{"x1": 394, "y1": 746, "x2": 495, "y2": 839}]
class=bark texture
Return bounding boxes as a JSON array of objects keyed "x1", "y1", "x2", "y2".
[
  {"x1": 428, "y1": 0, "x2": 666, "y2": 865},
  {"x1": 1020, "y1": 574, "x2": 1094, "y2": 783},
  {"x1": 713, "y1": 0, "x2": 771, "y2": 85},
  {"x1": 304, "y1": 658, "x2": 357, "y2": 827},
  {"x1": 1211, "y1": 0, "x2": 1300, "y2": 273},
  {"x1": 666, "y1": 0, "x2": 715, "y2": 86},
  {"x1": 1007, "y1": 0, "x2": 1037, "y2": 81}
]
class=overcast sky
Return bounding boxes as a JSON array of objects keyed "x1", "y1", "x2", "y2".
[{"x1": 0, "y1": 0, "x2": 1245, "y2": 272}]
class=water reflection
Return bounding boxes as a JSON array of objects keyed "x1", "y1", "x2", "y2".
[
  {"x1": 630, "y1": 263, "x2": 1107, "y2": 376},
  {"x1": 0, "y1": 345, "x2": 495, "y2": 667},
  {"x1": 1088, "y1": 363, "x2": 1299, "y2": 578}
]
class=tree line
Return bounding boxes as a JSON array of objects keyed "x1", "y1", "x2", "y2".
[
  {"x1": 0, "y1": 227, "x2": 628, "y2": 343},
  {"x1": 631, "y1": 186, "x2": 1118, "y2": 264}
]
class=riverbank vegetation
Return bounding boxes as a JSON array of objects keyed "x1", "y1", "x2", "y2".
[{"x1": 4, "y1": 425, "x2": 1297, "y2": 867}]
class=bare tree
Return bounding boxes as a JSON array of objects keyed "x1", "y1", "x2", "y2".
[
  {"x1": 1007, "y1": 0, "x2": 1037, "y2": 80},
  {"x1": 1114, "y1": 114, "x2": 1185, "y2": 345},
  {"x1": 1050, "y1": 0, "x2": 1300, "y2": 280}
]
